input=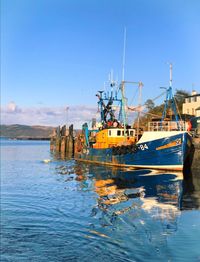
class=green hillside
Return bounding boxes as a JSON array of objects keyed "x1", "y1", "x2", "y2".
[{"x1": 0, "y1": 124, "x2": 55, "y2": 139}]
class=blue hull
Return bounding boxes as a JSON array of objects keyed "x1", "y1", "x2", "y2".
[{"x1": 75, "y1": 132, "x2": 192, "y2": 171}]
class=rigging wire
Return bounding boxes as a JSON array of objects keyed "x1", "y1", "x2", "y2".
[
  {"x1": 128, "y1": 89, "x2": 166, "y2": 111},
  {"x1": 140, "y1": 111, "x2": 162, "y2": 118},
  {"x1": 150, "y1": 90, "x2": 166, "y2": 103},
  {"x1": 174, "y1": 97, "x2": 183, "y2": 122},
  {"x1": 129, "y1": 87, "x2": 139, "y2": 105}
]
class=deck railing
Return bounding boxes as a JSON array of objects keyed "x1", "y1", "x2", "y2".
[{"x1": 148, "y1": 121, "x2": 186, "y2": 132}]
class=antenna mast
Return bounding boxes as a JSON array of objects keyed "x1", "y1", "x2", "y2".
[
  {"x1": 136, "y1": 82, "x2": 143, "y2": 141},
  {"x1": 122, "y1": 27, "x2": 126, "y2": 81},
  {"x1": 169, "y1": 63, "x2": 172, "y2": 87},
  {"x1": 161, "y1": 63, "x2": 180, "y2": 129},
  {"x1": 121, "y1": 27, "x2": 127, "y2": 139}
]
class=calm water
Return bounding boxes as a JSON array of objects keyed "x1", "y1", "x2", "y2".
[{"x1": 1, "y1": 139, "x2": 200, "y2": 262}]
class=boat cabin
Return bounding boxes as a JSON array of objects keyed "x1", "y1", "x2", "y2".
[{"x1": 92, "y1": 128, "x2": 136, "y2": 149}]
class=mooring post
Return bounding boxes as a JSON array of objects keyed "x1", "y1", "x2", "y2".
[
  {"x1": 61, "y1": 137, "x2": 66, "y2": 154},
  {"x1": 50, "y1": 124, "x2": 75, "y2": 157},
  {"x1": 67, "y1": 124, "x2": 74, "y2": 157},
  {"x1": 60, "y1": 125, "x2": 67, "y2": 154},
  {"x1": 55, "y1": 126, "x2": 61, "y2": 152},
  {"x1": 50, "y1": 128, "x2": 57, "y2": 151}
]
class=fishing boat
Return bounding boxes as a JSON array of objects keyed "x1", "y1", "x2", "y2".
[{"x1": 74, "y1": 65, "x2": 192, "y2": 171}]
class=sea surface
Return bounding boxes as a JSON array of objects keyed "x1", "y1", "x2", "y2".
[{"x1": 1, "y1": 139, "x2": 200, "y2": 262}]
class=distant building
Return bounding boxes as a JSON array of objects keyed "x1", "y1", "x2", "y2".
[
  {"x1": 182, "y1": 90, "x2": 200, "y2": 117},
  {"x1": 196, "y1": 107, "x2": 200, "y2": 117}
]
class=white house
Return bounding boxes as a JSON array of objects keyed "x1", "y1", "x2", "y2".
[
  {"x1": 182, "y1": 90, "x2": 200, "y2": 116},
  {"x1": 196, "y1": 107, "x2": 200, "y2": 117}
]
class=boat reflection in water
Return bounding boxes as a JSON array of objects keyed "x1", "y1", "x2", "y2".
[
  {"x1": 53, "y1": 156, "x2": 200, "y2": 260},
  {"x1": 94, "y1": 171, "x2": 180, "y2": 219},
  {"x1": 73, "y1": 163, "x2": 198, "y2": 226}
]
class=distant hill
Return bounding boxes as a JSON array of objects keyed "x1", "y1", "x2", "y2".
[{"x1": 0, "y1": 124, "x2": 55, "y2": 139}]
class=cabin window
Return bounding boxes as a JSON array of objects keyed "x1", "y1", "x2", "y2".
[
  {"x1": 130, "y1": 130, "x2": 134, "y2": 136},
  {"x1": 109, "y1": 130, "x2": 111, "y2": 136},
  {"x1": 117, "y1": 130, "x2": 121, "y2": 136},
  {"x1": 122, "y1": 131, "x2": 124, "y2": 136}
]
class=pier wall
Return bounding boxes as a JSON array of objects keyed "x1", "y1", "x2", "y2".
[{"x1": 191, "y1": 138, "x2": 200, "y2": 172}]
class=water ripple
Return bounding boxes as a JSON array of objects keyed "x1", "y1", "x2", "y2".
[{"x1": 1, "y1": 140, "x2": 200, "y2": 262}]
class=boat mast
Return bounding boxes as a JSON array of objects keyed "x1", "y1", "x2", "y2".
[
  {"x1": 122, "y1": 27, "x2": 126, "y2": 82},
  {"x1": 161, "y1": 63, "x2": 180, "y2": 129},
  {"x1": 121, "y1": 27, "x2": 127, "y2": 137},
  {"x1": 169, "y1": 63, "x2": 172, "y2": 88},
  {"x1": 136, "y1": 82, "x2": 142, "y2": 140}
]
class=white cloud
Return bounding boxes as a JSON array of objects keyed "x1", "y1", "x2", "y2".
[
  {"x1": 6, "y1": 101, "x2": 21, "y2": 113},
  {"x1": 1, "y1": 101, "x2": 138, "y2": 128},
  {"x1": 1, "y1": 102, "x2": 98, "y2": 129}
]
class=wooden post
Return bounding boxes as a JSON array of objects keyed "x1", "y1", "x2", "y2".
[
  {"x1": 60, "y1": 125, "x2": 67, "y2": 154},
  {"x1": 61, "y1": 125, "x2": 66, "y2": 137},
  {"x1": 67, "y1": 124, "x2": 74, "y2": 157},
  {"x1": 50, "y1": 124, "x2": 75, "y2": 157},
  {"x1": 61, "y1": 137, "x2": 66, "y2": 154},
  {"x1": 55, "y1": 126, "x2": 61, "y2": 152},
  {"x1": 68, "y1": 136, "x2": 73, "y2": 157},
  {"x1": 50, "y1": 137, "x2": 56, "y2": 151},
  {"x1": 56, "y1": 137, "x2": 61, "y2": 152},
  {"x1": 50, "y1": 128, "x2": 57, "y2": 151}
]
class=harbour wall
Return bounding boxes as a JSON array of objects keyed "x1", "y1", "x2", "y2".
[{"x1": 190, "y1": 138, "x2": 200, "y2": 172}]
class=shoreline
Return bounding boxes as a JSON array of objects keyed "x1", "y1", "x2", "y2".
[{"x1": 1, "y1": 137, "x2": 50, "y2": 141}]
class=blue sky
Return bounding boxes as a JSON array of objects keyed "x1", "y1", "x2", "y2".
[{"x1": 1, "y1": 0, "x2": 200, "y2": 128}]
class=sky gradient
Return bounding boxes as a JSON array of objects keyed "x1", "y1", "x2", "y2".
[{"x1": 1, "y1": 0, "x2": 200, "y2": 128}]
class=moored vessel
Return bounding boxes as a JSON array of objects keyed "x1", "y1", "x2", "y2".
[{"x1": 75, "y1": 65, "x2": 192, "y2": 171}]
